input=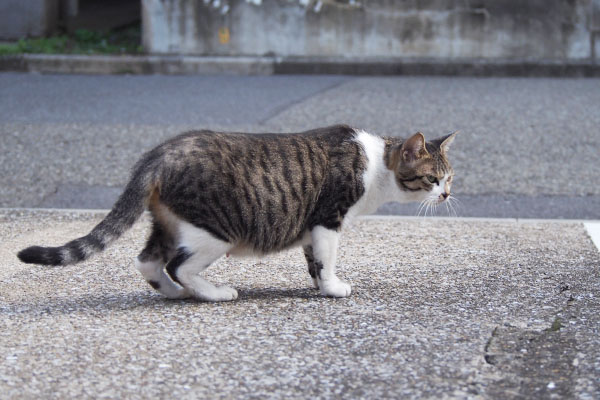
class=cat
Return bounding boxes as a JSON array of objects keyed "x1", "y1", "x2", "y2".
[{"x1": 17, "y1": 125, "x2": 457, "y2": 301}]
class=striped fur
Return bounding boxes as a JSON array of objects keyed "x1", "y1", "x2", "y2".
[
  {"x1": 17, "y1": 157, "x2": 154, "y2": 266},
  {"x1": 17, "y1": 125, "x2": 457, "y2": 300}
]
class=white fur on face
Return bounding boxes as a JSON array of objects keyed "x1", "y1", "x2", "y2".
[
  {"x1": 350, "y1": 130, "x2": 439, "y2": 219},
  {"x1": 352, "y1": 130, "x2": 455, "y2": 218},
  {"x1": 431, "y1": 173, "x2": 451, "y2": 202},
  {"x1": 416, "y1": 173, "x2": 456, "y2": 217}
]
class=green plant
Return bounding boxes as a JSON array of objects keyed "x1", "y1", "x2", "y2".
[
  {"x1": 0, "y1": 24, "x2": 142, "y2": 56},
  {"x1": 0, "y1": 43, "x2": 21, "y2": 55},
  {"x1": 547, "y1": 317, "x2": 563, "y2": 332}
]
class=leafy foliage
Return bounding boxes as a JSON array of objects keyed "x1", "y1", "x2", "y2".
[{"x1": 0, "y1": 25, "x2": 142, "y2": 56}]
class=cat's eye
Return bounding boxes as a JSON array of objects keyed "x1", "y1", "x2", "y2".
[{"x1": 426, "y1": 175, "x2": 438, "y2": 184}]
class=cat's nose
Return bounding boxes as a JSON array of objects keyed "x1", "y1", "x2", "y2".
[{"x1": 441, "y1": 192, "x2": 449, "y2": 200}]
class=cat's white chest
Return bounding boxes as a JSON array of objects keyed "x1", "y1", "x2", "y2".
[
  {"x1": 347, "y1": 130, "x2": 418, "y2": 221},
  {"x1": 347, "y1": 131, "x2": 393, "y2": 219}
]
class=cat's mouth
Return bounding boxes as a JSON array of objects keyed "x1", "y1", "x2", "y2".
[{"x1": 418, "y1": 194, "x2": 459, "y2": 217}]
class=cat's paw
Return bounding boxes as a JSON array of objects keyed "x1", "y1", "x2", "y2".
[
  {"x1": 319, "y1": 279, "x2": 352, "y2": 298},
  {"x1": 205, "y1": 285, "x2": 238, "y2": 302}
]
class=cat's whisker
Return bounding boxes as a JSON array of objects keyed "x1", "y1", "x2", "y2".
[
  {"x1": 425, "y1": 203, "x2": 431, "y2": 217},
  {"x1": 447, "y1": 200, "x2": 457, "y2": 217},
  {"x1": 425, "y1": 199, "x2": 436, "y2": 217},
  {"x1": 451, "y1": 196, "x2": 460, "y2": 217},
  {"x1": 443, "y1": 197, "x2": 451, "y2": 216},
  {"x1": 417, "y1": 200, "x2": 428, "y2": 217},
  {"x1": 452, "y1": 198, "x2": 459, "y2": 217},
  {"x1": 419, "y1": 201, "x2": 426, "y2": 217},
  {"x1": 422, "y1": 200, "x2": 430, "y2": 217},
  {"x1": 448, "y1": 195, "x2": 461, "y2": 207},
  {"x1": 447, "y1": 196, "x2": 460, "y2": 217}
]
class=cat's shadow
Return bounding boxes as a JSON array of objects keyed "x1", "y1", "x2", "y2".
[
  {"x1": 236, "y1": 287, "x2": 322, "y2": 302},
  {"x1": 3, "y1": 287, "x2": 325, "y2": 316}
]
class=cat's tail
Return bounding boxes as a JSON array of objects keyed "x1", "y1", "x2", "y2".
[{"x1": 17, "y1": 165, "x2": 156, "y2": 266}]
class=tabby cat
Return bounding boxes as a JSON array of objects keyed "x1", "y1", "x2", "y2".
[{"x1": 18, "y1": 125, "x2": 457, "y2": 301}]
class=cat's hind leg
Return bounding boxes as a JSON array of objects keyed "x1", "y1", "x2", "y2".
[
  {"x1": 136, "y1": 220, "x2": 190, "y2": 299},
  {"x1": 302, "y1": 245, "x2": 320, "y2": 289},
  {"x1": 166, "y1": 223, "x2": 237, "y2": 302},
  {"x1": 310, "y1": 226, "x2": 351, "y2": 298},
  {"x1": 135, "y1": 258, "x2": 190, "y2": 299}
]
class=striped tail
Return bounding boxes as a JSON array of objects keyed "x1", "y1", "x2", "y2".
[{"x1": 17, "y1": 173, "x2": 153, "y2": 266}]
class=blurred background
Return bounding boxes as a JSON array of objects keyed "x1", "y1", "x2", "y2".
[
  {"x1": 1, "y1": 0, "x2": 599, "y2": 62},
  {"x1": 1, "y1": 0, "x2": 599, "y2": 219}
]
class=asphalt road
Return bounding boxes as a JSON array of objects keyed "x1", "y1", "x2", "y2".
[{"x1": 1, "y1": 72, "x2": 599, "y2": 219}]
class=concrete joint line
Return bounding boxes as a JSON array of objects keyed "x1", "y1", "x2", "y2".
[
  {"x1": 584, "y1": 222, "x2": 600, "y2": 252},
  {"x1": 3, "y1": 54, "x2": 600, "y2": 77}
]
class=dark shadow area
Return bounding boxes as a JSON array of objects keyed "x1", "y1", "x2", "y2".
[
  {"x1": 0, "y1": 286, "x2": 327, "y2": 316},
  {"x1": 62, "y1": 0, "x2": 140, "y2": 34},
  {"x1": 1, "y1": 291, "x2": 169, "y2": 316},
  {"x1": 236, "y1": 287, "x2": 322, "y2": 301}
]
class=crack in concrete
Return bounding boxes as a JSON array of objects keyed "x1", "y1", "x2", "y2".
[
  {"x1": 483, "y1": 326, "x2": 500, "y2": 366},
  {"x1": 482, "y1": 290, "x2": 578, "y2": 398}
]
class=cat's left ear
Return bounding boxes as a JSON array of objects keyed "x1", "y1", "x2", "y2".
[{"x1": 433, "y1": 131, "x2": 459, "y2": 154}]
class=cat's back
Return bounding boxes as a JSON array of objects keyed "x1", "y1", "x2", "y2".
[
  {"x1": 146, "y1": 125, "x2": 364, "y2": 252},
  {"x1": 170, "y1": 123, "x2": 357, "y2": 153},
  {"x1": 150, "y1": 124, "x2": 359, "y2": 177}
]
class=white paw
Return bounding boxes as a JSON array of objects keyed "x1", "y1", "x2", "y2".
[
  {"x1": 319, "y1": 279, "x2": 352, "y2": 298},
  {"x1": 204, "y1": 285, "x2": 238, "y2": 302},
  {"x1": 219, "y1": 285, "x2": 239, "y2": 301}
]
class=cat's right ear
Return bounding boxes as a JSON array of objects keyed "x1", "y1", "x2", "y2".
[{"x1": 401, "y1": 132, "x2": 429, "y2": 164}]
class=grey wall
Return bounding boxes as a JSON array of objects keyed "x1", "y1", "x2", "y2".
[
  {"x1": 0, "y1": 0, "x2": 59, "y2": 39},
  {"x1": 143, "y1": 0, "x2": 599, "y2": 61}
]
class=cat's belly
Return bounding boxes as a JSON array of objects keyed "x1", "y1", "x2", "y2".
[{"x1": 228, "y1": 230, "x2": 312, "y2": 258}]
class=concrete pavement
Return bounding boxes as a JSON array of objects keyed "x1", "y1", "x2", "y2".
[{"x1": 1, "y1": 209, "x2": 599, "y2": 398}]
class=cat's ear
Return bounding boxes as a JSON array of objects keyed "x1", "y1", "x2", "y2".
[
  {"x1": 434, "y1": 131, "x2": 459, "y2": 154},
  {"x1": 401, "y1": 132, "x2": 429, "y2": 164}
]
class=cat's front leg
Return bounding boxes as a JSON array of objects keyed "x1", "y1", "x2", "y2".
[{"x1": 310, "y1": 226, "x2": 351, "y2": 298}]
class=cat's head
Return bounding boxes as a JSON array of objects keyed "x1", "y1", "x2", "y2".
[{"x1": 387, "y1": 131, "x2": 458, "y2": 206}]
